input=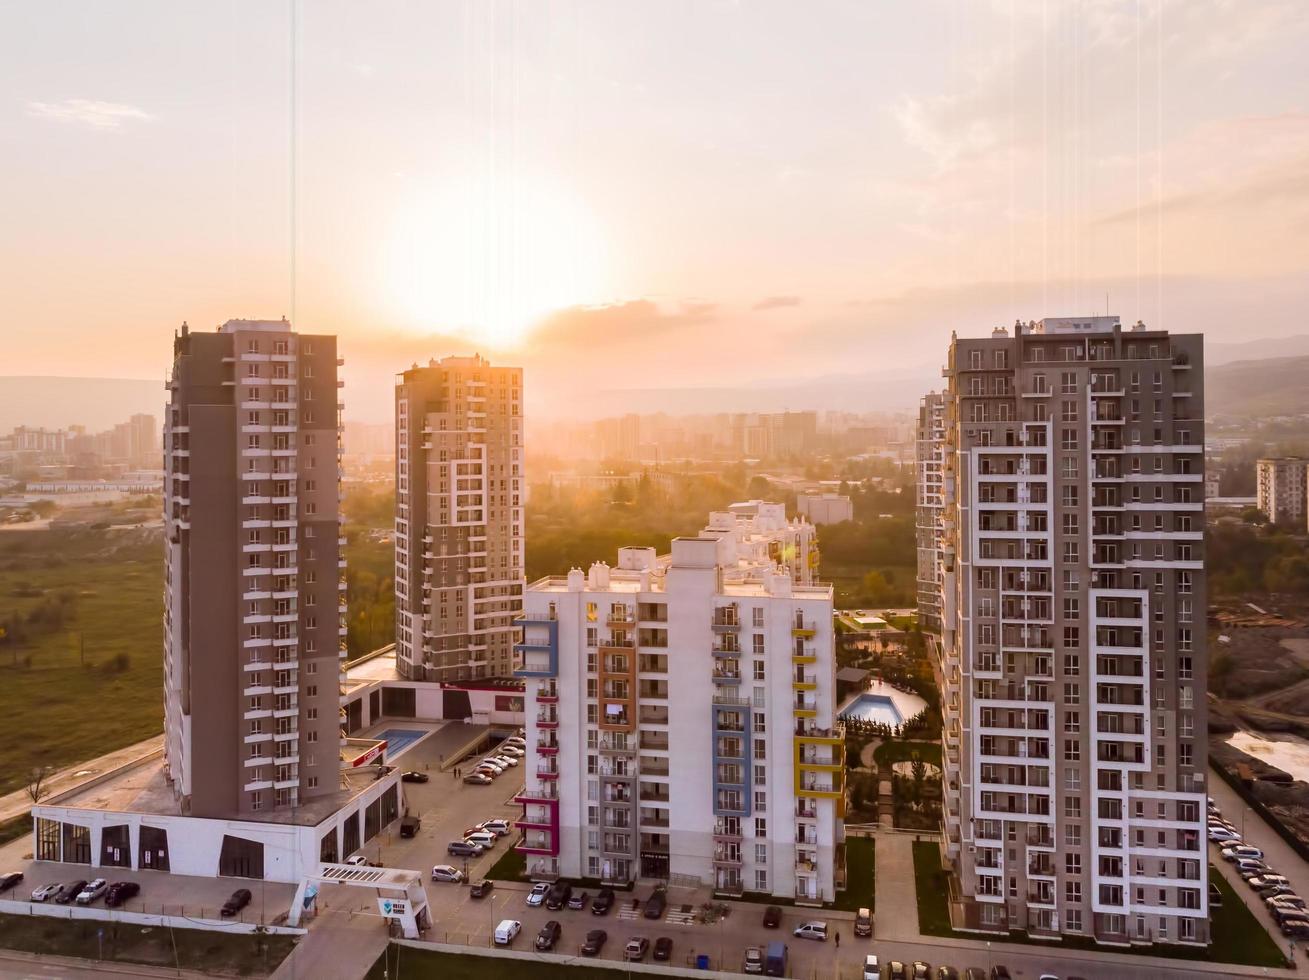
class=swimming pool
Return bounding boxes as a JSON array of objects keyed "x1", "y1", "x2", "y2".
[
  {"x1": 838, "y1": 694, "x2": 904, "y2": 727},
  {"x1": 377, "y1": 728, "x2": 429, "y2": 759}
]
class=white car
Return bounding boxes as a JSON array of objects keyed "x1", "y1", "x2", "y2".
[
  {"x1": 478, "y1": 761, "x2": 505, "y2": 775},
  {"x1": 490, "y1": 754, "x2": 519, "y2": 768},
  {"x1": 1223, "y1": 845, "x2": 1264, "y2": 862},
  {"x1": 431, "y1": 865, "x2": 464, "y2": 883},
  {"x1": 500, "y1": 746, "x2": 526, "y2": 758},
  {"x1": 1209, "y1": 828, "x2": 1241, "y2": 842},
  {"x1": 465, "y1": 830, "x2": 497, "y2": 849},
  {"x1": 793, "y1": 921, "x2": 829, "y2": 941},
  {"x1": 526, "y1": 882, "x2": 550, "y2": 906},
  {"x1": 75, "y1": 878, "x2": 108, "y2": 904},
  {"x1": 503, "y1": 738, "x2": 527, "y2": 749},
  {"x1": 31, "y1": 882, "x2": 61, "y2": 902},
  {"x1": 494, "y1": 919, "x2": 522, "y2": 946},
  {"x1": 482, "y1": 819, "x2": 512, "y2": 836},
  {"x1": 344, "y1": 855, "x2": 369, "y2": 867}
]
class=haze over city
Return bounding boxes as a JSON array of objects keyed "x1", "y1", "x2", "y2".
[{"x1": 5, "y1": 0, "x2": 1309, "y2": 421}]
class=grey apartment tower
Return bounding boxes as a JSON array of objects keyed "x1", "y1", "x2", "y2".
[
  {"x1": 921, "y1": 317, "x2": 1209, "y2": 946},
  {"x1": 394, "y1": 355, "x2": 524, "y2": 681},
  {"x1": 163, "y1": 319, "x2": 346, "y2": 817}
]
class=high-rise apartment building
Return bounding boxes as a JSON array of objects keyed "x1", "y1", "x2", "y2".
[
  {"x1": 916, "y1": 391, "x2": 946, "y2": 635},
  {"x1": 163, "y1": 318, "x2": 346, "y2": 817},
  {"x1": 1256, "y1": 457, "x2": 1309, "y2": 527},
  {"x1": 394, "y1": 356, "x2": 524, "y2": 681},
  {"x1": 514, "y1": 508, "x2": 843, "y2": 903},
  {"x1": 927, "y1": 317, "x2": 1208, "y2": 946}
]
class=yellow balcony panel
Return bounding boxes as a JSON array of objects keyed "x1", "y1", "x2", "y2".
[
  {"x1": 791, "y1": 628, "x2": 816, "y2": 638},
  {"x1": 792, "y1": 652, "x2": 817, "y2": 664},
  {"x1": 792, "y1": 706, "x2": 817, "y2": 718},
  {"x1": 792, "y1": 679, "x2": 817, "y2": 691}
]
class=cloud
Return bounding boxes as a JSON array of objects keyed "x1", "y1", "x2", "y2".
[
  {"x1": 25, "y1": 98, "x2": 151, "y2": 131},
  {"x1": 751, "y1": 295, "x2": 801, "y2": 311},
  {"x1": 528, "y1": 299, "x2": 717, "y2": 349}
]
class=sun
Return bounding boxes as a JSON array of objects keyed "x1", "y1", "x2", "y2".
[{"x1": 384, "y1": 175, "x2": 611, "y2": 347}]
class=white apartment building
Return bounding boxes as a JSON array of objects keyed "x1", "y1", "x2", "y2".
[
  {"x1": 1256, "y1": 457, "x2": 1309, "y2": 527},
  {"x1": 929, "y1": 317, "x2": 1209, "y2": 947},
  {"x1": 513, "y1": 512, "x2": 844, "y2": 904},
  {"x1": 394, "y1": 355, "x2": 524, "y2": 680},
  {"x1": 796, "y1": 492, "x2": 854, "y2": 526}
]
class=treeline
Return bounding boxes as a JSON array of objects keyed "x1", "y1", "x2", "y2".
[
  {"x1": 817, "y1": 515, "x2": 915, "y2": 569},
  {"x1": 0, "y1": 590, "x2": 78, "y2": 648},
  {"x1": 1209, "y1": 524, "x2": 1309, "y2": 596}
]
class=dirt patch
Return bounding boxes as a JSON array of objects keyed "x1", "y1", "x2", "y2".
[{"x1": 1211, "y1": 625, "x2": 1309, "y2": 700}]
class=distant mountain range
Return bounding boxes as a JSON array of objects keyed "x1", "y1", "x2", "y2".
[
  {"x1": 0, "y1": 377, "x2": 161, "y2": 432},
  {"x1": 1207, "y1": 355, "x2": 1309, "y2": 419},
  {"x1": 1207, "y1": 334, "x2": 1309, "y2": 366}
]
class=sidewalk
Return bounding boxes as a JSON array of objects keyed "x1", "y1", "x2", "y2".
[{"x1": 0, "y1": 734, "x2": 163, "y2": 824}]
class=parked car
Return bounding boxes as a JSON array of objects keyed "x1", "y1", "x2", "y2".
[
  {"x1": 963, "y1": 971, "x2": 987, "y2": 980},
  {"x1": 527, "y1": 882, "x2": 550, "y2": 907},
  {"x1": 643, "y1": 886, "x2": 667, "y2": 919},
  {"x1": 494, "y1": 919, "x2": 521, "y2": 946},
  {"x1": 489, "y1": 754, "x2": 518, "y2": 768},
  {"x1": 431, "y1": 865, "x2": 464, "y2": 883},
  {"x1": 744, "y1": 945, "x2": 765, "y2": 974},
  {"x1": 470, "y1": 879, "x2": 493, "y2": 898},
  {"x1": 476, "y1": 762, "x2": 504, "y2": 776},
  {"x1": 481, "y1": 819, "x2": 512, "y2": 836},
  {"x1": 535, "y1": 920, "x2": 562, "y2": 951},
  {"x1": 1222, "y1": 845, "x2": 1264, "y2": 862},
  {"x1": 864, "y1": 955, "x2": 881, "y2": 980},
  {"x1": 582, "y1": 929, "x2": 608, "y2": 956},
  {"x1": 1268, "y1": 895, "x2": 1307, "y2": 911},
  {"x1": 793, "y1": 921, "x2": 828, "y2": 942},
  {"x1": 990, "y1": 968, "x2": 1013, "y2": 980},
  {"x1": 592, "y1": 886, "x2": 614, "y2": 915},
  {"x1": 568, "y1": 890, "x2": 589, "y2": 911},
  {"x1": 546, "y1": 881, "x2": 573, "y2": 911},
  {"x1": 936, "y1": 969, "x2": 959, "y2": 980},
  {"x1": 1262, "y1": 884, "x2": 1297, "y2": 900},
  {"x1": 105, "y1": 881, "x2": 140, "y2": 907},
  {"x1": 625, "y1": 937, "x2": 650, "y2": 961},
  {"x1": 763, "y1": 905, "x2": 783, "y2": 928},
  {"x1": 1209, "y1": 827, "x2": 1240, "y2": 842},
  {"x1": 344, "y1": 855, "x2": 371, "y2": 867},
  {"x1": 1284, "y1": 921, "x2": 1309, "y2": 940},
  {"x1": 75, "y1": 878, "x2": 108, "y2": 904},
  {"x1": 401, "y1": 770, "x2": 429, "y2": 783},
  {"x1": 911, "y1": 963, "x2": 930, "y2": 980},
  {"x1": 221, "y1": 888, "x2": 252, "y2": 917},
  {"x1": 465, "y1": 830, "x2": 497, "y2": 849},
  {"x1": 855, "y1": 906, "x2": 873, "y2": 937},
  {"x1": 1251, "y1": 875, "x2": 1292, "y2": 892},
  {"x1": 54, "y1": 880, "x2": 88, "y2": 905},
  {"x1": 0, "y1": 872, "x2": 23, "y2": 893},
  {"x1": 463, "y1": 772, "x2": 493, "y2": 785},
  {"x1": 400, "y1": 815, "x2": 421, "y2": 838},
  {"x1": 447, "y1": 840, "x2": 483, "y2": 857},
  {"x1": 30, "y1": 883, "x2": 61, "y2": 902},
  {"x1": 500, "y1": 746, "x2": 526, "y2": 758},
  {"x1": 653, "y1": 936, "x2": 673, "y2": 961}
]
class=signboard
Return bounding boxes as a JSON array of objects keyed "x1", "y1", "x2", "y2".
[
  {"x1": 378, "y1": 897, "x2": 409, "y2": 917},
  {"x1": 351, "y1": 741, "x2": 386, "y2": 768}
]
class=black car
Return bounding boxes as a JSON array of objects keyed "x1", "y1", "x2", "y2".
[
  {"x1": 105, "y1": 881, "x2": 140, "y2": 907},
  {"x1": 653, "y1": 936, "x2": 673, "y2": 961},
  {"x1": 963, "y1": 971, "x2": 987, "y2": 980},
  {"x1": 470, "y1": 879, "x2": 493, "y2": 899},
  {"x1": 568, "y1": 890, "x2": 589, "y2": 910},
  {"x1": 54, "y1": 880, "x2": 87, "y2": 905},
  {"x1": 936, "y1": 969, "x2": 959, "y2": 980},
  {"x1": 221, "y1": 888, "x2": 253, "y2": 917},
  {"x1": 990, "y1": 969, "x2": 1012, "y2": 980},
  {"x1": 546, "y1": 881, "x2": 573, "y2": 911},
  {"x1": 0, "y1": 872, "x2": 23, "y2": 893},
  {"x1": 581, "y1": 929, "x2": 608, "y2": 956},
  {"x1": 763, "y1": 905, "x2": 782, "y2": 928},
  {"x1": 592, "y1": 887, "x2": 615, "y2": 915},
  {"x1": 643, "y1": 886, "x2": 667, "y2": 920},
  {"x1": 401, "y1": 771, "x2": 429, "y2": 783},
  {"x1": 535, "y1": 920, "x2": 562, "y2": 951}
]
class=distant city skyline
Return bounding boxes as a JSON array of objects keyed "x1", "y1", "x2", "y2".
[{"x1": 4, "y1": 1, "x2": 1309, "y2": 422}]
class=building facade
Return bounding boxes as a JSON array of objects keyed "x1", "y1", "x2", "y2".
[
  {"x1": 163, "y1": 318, "x2": 346, "y2": 817},
  {"x1": 1255, "y1": 457, "x2": 1309, "y2": 527},
  {"x1": 514, "y1": 512, "x2": 844, "y2": 904},
  {"x1": 394, "y1": 356, "x2": 524, "y2": 681},
  {"x1": 916, "y1": 391, "x2": 946, "y2": 635},
  {"x1": 931, "y1": 317, "x2": 1209, "y2": 946},
  {"x1": 796, "y1": 492, "x2": 854, "y2": 525}
]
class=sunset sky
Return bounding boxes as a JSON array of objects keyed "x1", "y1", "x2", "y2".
[{"x1": 3, "y1": 0, "x2": 1308, "y2": 420}]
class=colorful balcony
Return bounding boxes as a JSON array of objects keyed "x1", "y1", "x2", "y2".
[{"x1": 514, "y1": 615, "x2": 559, "y2": 678}]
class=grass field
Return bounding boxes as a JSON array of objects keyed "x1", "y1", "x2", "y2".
[
  {"x1": 911, "y1": 842, "x2": 1287, "y2": 968},
  {"x1": 367, "y1": 946, "x2": 634, "y2": 980},
  {"x1": 831, "y1": 835, "x2": 875, "y2": 913},
  {"x1": 0, "y1": 912, "x2": 296, "y2": 976},
  {"x1": 0, "y1": 527, "x2": 163, "y2": 797}
]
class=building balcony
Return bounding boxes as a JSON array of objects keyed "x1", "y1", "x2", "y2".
[
  {"x1": 598, "y1": 739, "x2": 634, "y2": 756},
  {"x1": 536, "y1": 764, "x2": 559, "y2": 780},
  {"x1": 713, "y1": 668, "x2": 742, "y2": 684},
  {"x1": 713, "y1": 848, "x2": 743, "y2": 866}
]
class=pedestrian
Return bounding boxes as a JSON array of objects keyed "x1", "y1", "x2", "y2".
[{"x1": 835, "y1": 930, "x2": 840, "y2": 950}]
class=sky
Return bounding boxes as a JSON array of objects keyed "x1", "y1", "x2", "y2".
[{"x1": 2, "y1": 0, "x2": 1308, "y2": 422}]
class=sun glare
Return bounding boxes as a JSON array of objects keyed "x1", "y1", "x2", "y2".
[{"x1": 384, "y1": 176, "x2": 611, "y2": 347}]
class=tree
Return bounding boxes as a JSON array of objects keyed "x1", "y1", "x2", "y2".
[
  {"x1": 911, "y1": 753, "x2": 927, "y2": 795},
  {"x1": 26, "y1": 765, "x2": 53, "y2": 804}
]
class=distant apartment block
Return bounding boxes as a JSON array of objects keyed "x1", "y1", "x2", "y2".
[
  {"x1": 929, "y1": 317, "x2": 1209, "y2": 946},
  {"x1": 513, "y1": 508, "x2": 843, "y2": 903},
  {"x1": 916, "y1": 392, "x2": 946, "y2": 635},
  {"x1": 795, "y1": 491, "x2": 853, "y2": 525},
  {"x1": 394, "y1": 356, "x2": 524, "y2": 681},
  {"x1": 163, "y1": 318, "x2": 347, "y2": 817},
  {"x1": 1256, "y1": 457, "x2": 1309, "y2": 526}
]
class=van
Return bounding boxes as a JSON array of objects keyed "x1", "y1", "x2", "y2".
[
  {"x1": 400, "y1": 816, "x2": 421, "y2": 838},
  {"x1": 764, "y1": 940, "x2": 788, "y2": 977},
  {"x1": 854, "y1": 906, "x2": 873, "y2": 937},
  {"x1": 493, "y1": 919, "x2": 521, "y2": 945}
]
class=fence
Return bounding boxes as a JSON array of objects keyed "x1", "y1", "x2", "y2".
[
  {"x1": 1209, "y1": 754, "x2": 1309, "y2": 863},
  {"x1": 0, "y1": 898, "x2": 305, "y2": 936}
]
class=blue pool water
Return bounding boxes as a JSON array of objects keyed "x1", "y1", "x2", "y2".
[
  {"x1": 377, "y1": 728, "x2": 428, "y2": 758},
  {"x1": 838, "y1": 694, "x2": 904, "y2": 727}
]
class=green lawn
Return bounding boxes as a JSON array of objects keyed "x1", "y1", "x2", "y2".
[
  {"x1": 831, "y1": 835, "x2": 875, "y2": 912},
  {"x1": 0, "y1": 912, "x2": 296, "y2": 976},
  {"x1": 911, "y1": 842, "x2": 1287, "y2": 969},
  {"x1": 487, "y1": 842, "x2": 527, "y2": 882},
  {"x1": 367, "y1": 947, "x2": 636, "y2": 979},
  {"x1": 873, "y1": 740, "x2": 942, "y2": 770},
  {"x1": 0, "y1": 528, "x2": 163, "y2": 796}
]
